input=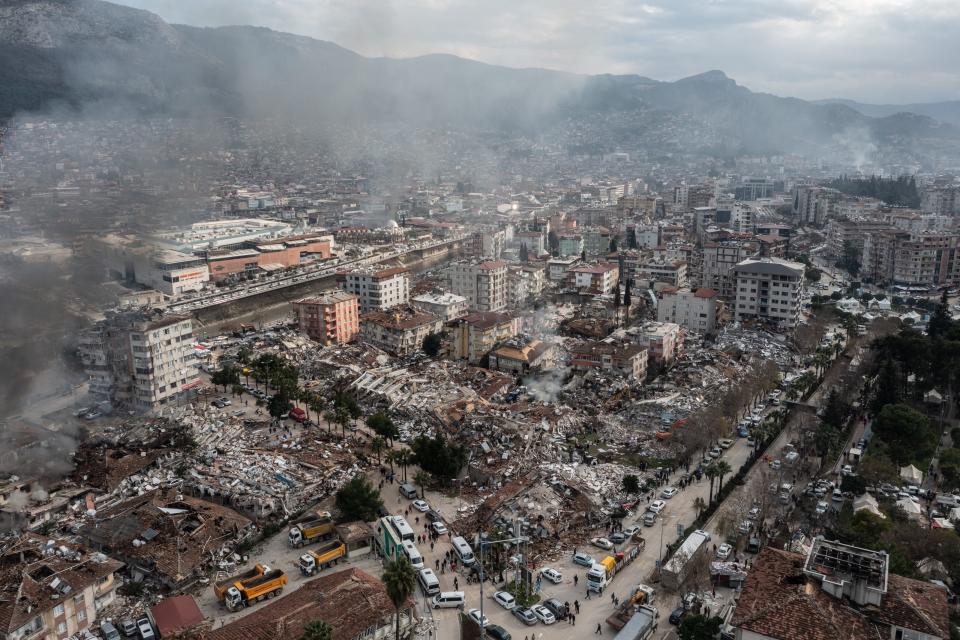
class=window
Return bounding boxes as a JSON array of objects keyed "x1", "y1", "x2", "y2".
[
  {"x1": 54, "y1": 604, "x2": 65, "y2": 617},
  {"x1": 57, "y1": 622, "x2": 67, "y2": 634},
  {"x1": 77, "y1": 609, "x2": 86, "y2": 622}
]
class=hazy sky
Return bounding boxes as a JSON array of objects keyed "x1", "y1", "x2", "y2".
[{"x1": 121, "y1": 0, "x2": 960, "y2": 103}]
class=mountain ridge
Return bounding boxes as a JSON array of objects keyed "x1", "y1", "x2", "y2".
[{"x1": 0, "y1": 0, "x2": 957, "y2": 161}]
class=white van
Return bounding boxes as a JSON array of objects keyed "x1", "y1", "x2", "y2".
[
  {"x1": 402, "y1": 540, "x2": 425, "y2": 569},
  {"x1": 418, "y1": 568, "x2": 441, "y2": 596},
  {"x1": 451, "y1": 536, "x2": 476, "y2": 566},
  {"x1": 399, "y1": 483, "x2": 418, "y2": 499},
  {"x1": 432, "y1": 591, "x2": 466, "y2": 609}
]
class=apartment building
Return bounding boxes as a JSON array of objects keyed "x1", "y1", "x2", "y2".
[
  {"x1": 293, "y1": 291, "x2": 360, "y2": 345},
  {"x1": 657, "y1": 287, "x2": 720, "y2": 333},
  {"x1": 506, "y1": 264, "x2": 546, "y2": 307},
  {"x1": 793, "y1": 185, "x2": 843, "y2": 226},
  {"x1": 862, "y1": 230, "x2": 960, "y2": 286},
  {"x1": 359, "y1": 306, "x2": 442, "y2": 356},
  {"x1": 447, "y1": 260, "x2": 508, "y2": 312},
  {"x1": 570, "y1": 341, "x2": 648, "y2": 380},
  {"x1": 453, "y1": 312, "x2": 522, "y2": 364},
  {"x1": 698, "y1": 239, "x2": 759, "y2": 299},
  {"x1": 568, "y1": 263, "x2": 619, "y2": 293},
  {"x1": 580, "y1": 226, "x2": 615, "y2": 257},
  {"x1": 470, "y1": 228, "x2": 506, "y2": 259},
  {"x1": 340, "y1": 267, "x2": 410, "y2": 312},
  {"x1": 558, "y1": 234, "x2": 585, "y2": 257},
  {"x1": 411, "y1": 291, "x2": 469, "y2": 322},
  {"x1": 632, "y1": 321, "x2": 683, "y2": 363},
  {"x1": 0, "y1": 535, "x2": 124, "y2": 640},
  {"x1": 78, "y1": 312, "x2": 199, "y2": 412},
  {"x1": 825, "y1": 218, "x2": 893, "y2": 260},
  {"x1": 514, "y1": 230, "x2": 546, "y2": 256},
  {"x1": 732, "y1": 258, "x2": 805, "y2": 330},
  {"x1": 638, "y1": 259, "x2": 688, "y2": 289}
]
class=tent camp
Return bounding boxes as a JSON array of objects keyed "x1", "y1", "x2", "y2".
[
  {"x1": 900, "y1": 464, "x2": 923, "y2": 486},
  {"x1": 897, "y1": 497, "x2": 923, "y2": 519},
  {"x1": 853, "y1": 493, "x2": 885, "y2": 519}
]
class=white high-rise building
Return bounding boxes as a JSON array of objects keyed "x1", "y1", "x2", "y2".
[
  {"x1": 447, "y1": 260, "x2": 508, "y2": 312},
  {"x1": 657, "y1": 287, "x2": 720, "y2": 333},
  {"x1": 341, "y1": 267, "x2": 410, "y2": 313},
  {"x1": 79, "y1": 312, "x2": 200, "y2": 412},
  {"x1": 732, "y1": 258, "x2": 805, "y2": 330}
]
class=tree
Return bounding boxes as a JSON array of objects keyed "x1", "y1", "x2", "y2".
[
  {"x1": 395, "y1": 449, "x2": 413, "y2": 483},
  {"x1": 872, "y1": 404, "x2": 935, "y2": 466},
  {"x1": 371, "y1": 436, "x2": 386, "y2": 464},
  {"x1": 548, "y1": 230, "x2": 559, "y2": 255},
  {"x1": 300, "y1": 620, "x2": 332, "y2": 640},
  {"x1": 580, "y1": 249, "x2": 586, "y2": 262},
  {"x1": 693, "y1": 496, "x2": 707, "y2": 519},
  {"x1": 622, "y1": 474, "x2": 640, "y2": 496},
  {"x1": 705, "y1": 464, "x2": 720, "y2": 504},
  {"x1": 335, "y1": 476, "x2": 384, "y2": 523},
  {"x1": 422, "y1": 333, "x2": 443, "y2": 358},
  {"x1": 383, "y1": 557, "x2": 416, "y2": 640},
  {"x1": 211, "y1": 364, "x2": 240, "y2": 391},
  {"x1": 938, "y1": 448, "x2": 960, "y2": 489},
  {"x1": 928, "y1": 290, "x2": 953, "y2": 338},
  {"x1": 714, "y1": 460, "x2": 733, "y2": 497},
  {"x1": 268, "y1": 392, "x2": 292, "y2": 419},
  {"x1": 411, "y1": 434, "x2": 467, "y2": 484},
  {"x1": 609, "y1": 236, "x2": 618, "y2": 253},
  {"x1": 613, "y1": 284, "x2": 622, "y2": 307},
  {"x1": 309, "y1": 394, "x2": 326, "y2": 424},
  {"x1": 414, "y1": 470, "x2": 431, "y2": 498},
  {"x1": 623, "y1": 280, "x2": 632, "y2": 307},
  {"x1": 367, "y1": 410, "x2": 399, "y2": 445},
  {"x1": 322, "y1": 410, "x2": 337, "y2": 434},
  {"x1": 519, "y1": 242, "x2": 529, "y2": 262},
  {"x1": 805, "y1": 267, "x2": 822, "y2": 282},
  {"x1": 679, "y1": 614, "x2": 723, "y2": 640}
]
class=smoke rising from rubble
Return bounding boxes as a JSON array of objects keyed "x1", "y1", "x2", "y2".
[{"x1": 525, "y1": 366, "x2": 569, "y2": 404}]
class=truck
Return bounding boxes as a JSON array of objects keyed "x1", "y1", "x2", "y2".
[
  {"x1": 661, "y1": 530, "x2": 711, "y2": 591},
  {"x1": 298, "y1": 539, "x2": 346, "y2": 576},
  {"x1": 606, "y1": 584, "x2": 656, "y2": 630},
  {"x1": 586, "y1": 544, "x2": 644, "y2": 593},
  {"x1": 288, "y1": 514, "x2": 335, "y2": 547},
  {"x1": 213, "y1": 564, "x2": 267, "y2": 602},
  {"x1": 612, "y1": 604, "x2": 658, "y2": 640},
  {"x1": 288, "y1": 407, "x2": 307, "y2": 423},
  {"x1": 223, "y1": 568, "x2": 287, "y2": 611}
]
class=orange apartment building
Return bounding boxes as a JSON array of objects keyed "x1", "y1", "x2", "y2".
[{"x1": 293, "y1": 291, "x2": 360, "y2": 345}]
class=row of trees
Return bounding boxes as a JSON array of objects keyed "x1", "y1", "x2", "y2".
[{"x1": 825, "y1": 174, "x2": 921, "y2": 208}]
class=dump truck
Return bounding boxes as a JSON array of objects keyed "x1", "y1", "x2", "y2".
[
  {"x1": 299, "y1": 539, "x2": 347, "y2": 576},
  {"x1": 612, "y1": 604, "x2": 658, "y2": 640},
  {"x1": 288, "y1": 514, "x2": 335, "y2": 547},
  {"x1": 213, "y1": 564, "x2": 266, "y2": 602},
  {"x1": 223, "y1": 568, "x2": 287, "y2": 611},
  {"x1": 606, "y1": 584, "x2": 656, "y2": 630},
  {"x1": 586, "y1": 544, "x2": 645, "y2": 593}
]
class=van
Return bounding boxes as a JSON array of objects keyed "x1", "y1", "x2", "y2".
[
  {"x1": 431, "y1": 591, "x2": 466, "y2": 609},
  {"x1": 100, "y1": 621, "x2": 121, "y2": 640},
  {"x1": 451, "y1": 536, "x2": 476, "y2": 566},
  {"x1": 402, "y1": 540, "x2": 424, "y2": 569},
  {"x1": 399, "y1": 483, "x2": 418, "y2": 499},
  {"x1": 418, "y1": 568, "x2": 440, "y2": 596}
]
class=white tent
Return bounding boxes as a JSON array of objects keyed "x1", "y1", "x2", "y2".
[
  {"x1": 853, "y1": 493, "x2": 885, "y2": 519},
  {"x1": 900, "y1": 464, "x2": 924, "y2": 486},
  {"x1": 897, "y1": 497, "x2": 923, "y2": 518}
]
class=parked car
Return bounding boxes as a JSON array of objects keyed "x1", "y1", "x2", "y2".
[
  {"x1": 815, "y1": 501, "x2": 829, "y2": 515},
  {"x1": 540, "y1": 567, "x2": 563, "y2": 584},
  {"x1": 770, "y1": 459, "x2": 782, "y2": 470},
  {"x1": 432, "y1": 522, "x2": 448, "y2": 535},
  {"x1": 669, "y1": 606, "x2": 687, "y2": 625},
  {"x1": 531, "y1": 604, "x2": 556, "y2": 624},
  {"x1": 738, "y1": 520, "x2": 752, "y2": 535},
  {"x1": 485, "y1": 625, "x2": 511, "y2": 640},
  {"x1": 412, "y1": 500, "x2": 430, "y2": 512},
  {"x1": 467, "y1": 608, "x2": 489, "y2": 627},
  {"x1": 119, "y1": 619, "x2": 137, "y2": 636},
  {"x1": 542, "y1": 598, "x2": 568, "y2": 620},
  {"x1": 513, "y1": 607, "x2": 538, "y2": 626},
  {"x1": 623, "y1": 525, "x2": 642, "y2": 539},
  {"x1": 649, "y1": 499, "x2": 667, "y2": 514},
  {"x1": 716, "y1": 543, "x2": 732, "y2": 560},
  {"x1": 709, "y1": 447, "x2": 722, "y2": 458},
  {"x1": 425, "y1": 509, "x2": 443, "y2": 523},
  {"x1": 573, "y1": 552, "x2": 595, "y2": 567},
  {"x1": 136, "y1": 618, "x2": 156, "y2": 640},
  {"x1": 591, "y1": 537, "x2": 614, "y2": 550},
  {"x1": 661, "y1": 487, "x2": 679, "y2": 499},
  {"x1": 493, "y1": 591, "x2": 516, "y2": 610},
  {"x1": 609, "y1": 532, "x2": 626, "y2": 544},
  {"x1": 644, "y1": 511, "x2": 658, "y2": 526}
]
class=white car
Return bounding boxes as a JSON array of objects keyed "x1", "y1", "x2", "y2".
[
  {"x1": 540, "y1": 567, "x2": 563, "y2": 584},
  {"x1": 661, "y1": 487, "x2": 679, "y2": 499},
  {"x1": 591, "y1": 537, "x2": 614, "y2": 550},
  {"x1": 623, "y1": 525, "x2": 642, "y2": 539},
  {"x1": 431, "y1": 522, "x2": 448, "y2": 535},
  {"x1": 467, "y1": 608, "x2": 489, "y2": 627},
  {"x1": 493, "y1": 591, "x2": 516, "y2": 610},
  {"x1": 716, "y1": 543, "x2": 732, "y2": 560},
  {"x1": 738, "y1": 520, "x2": 752, "y2": 534},
  {"x1": 648, "y1": 499, "x2": 667, "y2": 514},
  {"x1": 709, "y1": 447, "x2": 722, "y2": 458},
  {"x1": 412, "y1": 500, "x2": 430, "y2": 512},
  {"x1": 769, "y1": 460, "x2": 782, "y2": 470},
  {"x1": 531, "y1": 604, "x2": 556, "y2": 624},
  {"x1": 815, "y1": 501, "x2": 829, "y2": 515},
  {"x1": 841, "y1": 464, "x2": 854, "y2": 476}
]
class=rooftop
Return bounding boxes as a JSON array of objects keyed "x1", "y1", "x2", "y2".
[{"x1": 459, "y1": 312, "x2": 515, "y2": 330}]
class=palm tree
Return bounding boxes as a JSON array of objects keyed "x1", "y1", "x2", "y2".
[
  {"x1": 372, "y1": 436, "x2": 386, "y2": 464},
  {"x1": 385, "y1": 449, "x2": 398, "y2": 477},
  {"x1": 300, "y1": 620, "x2": 332, "y2": 640},
  {"x1": 705, "y1": 464, "x2": 720, "y2": 504},
  {"x1": 323, "y1": 411, "x2": 337, "y2": 435},
  {"x1": 396, "y1": 450, "x2": 413, "y2": 483},
  {"x1": 382, "y1": 557, "x2": 416, "y2": 640},
  {"x1": 309, "y1": 395, "x2": 325, "y2": 425},
  {"x1": 414, "y1": 470, "x2": 431, "y2": 498},
  {"x1": 714, "y1": 460, "x2": 733, "y2": 497},
  {"x1": 693, "y1": 496, "x2": 707, "y2": 519}
]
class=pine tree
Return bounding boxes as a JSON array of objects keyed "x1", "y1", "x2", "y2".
[
  {"x1": 613, "y1": 284, "x2": 622, "y2": 307},
  {"x1": 624, "y1": 280, "x2": 632, "y2": 307},
  {"x1": 519, "y1": 243, "x2": 529, "y2": 262}
]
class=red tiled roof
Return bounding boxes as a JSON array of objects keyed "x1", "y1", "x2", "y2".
[
  {"x1": 694, "y1": 288, "x2": 718, "y2": 298},
  {"x1": 477, "y1": 260, "x2": 507, "y2": 270},
  {"x1": 152, "y1": 595, "x2": 204, "y2": 636},
  {"x1": 865, "y1": 574, "x2": 949, "y2": 638}
]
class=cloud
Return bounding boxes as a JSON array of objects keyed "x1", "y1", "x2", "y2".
[{"x1": 113, "y1": 0, "x2": 960, "y2": 102}]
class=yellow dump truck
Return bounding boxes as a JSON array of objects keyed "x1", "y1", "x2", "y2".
[
  {"x1": 222, "y1": 568, "x2": 288, "y2": 611},
  {"x1": 298, "y1": 539, "x2": 347, "y2": 576},
  {"x1": 213, "y1": 564, "x2": 266, "y2": 602},
  {"x1": 288, "y1": 514, "x2": 335, "y2": 547}
]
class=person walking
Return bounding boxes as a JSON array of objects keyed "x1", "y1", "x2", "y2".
[
  {"x1": 454, "y1": 577, "x2": 459, "y2": 590},
  {"x1": 595, "y1": 623, "x2": 602, "y2": 635},
  {"x1": 575, "y1": 600, "x2": 580, "y2": 614},
  {"x1": 574, "y1": 574, "x2": 579, "y2": 587}
]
